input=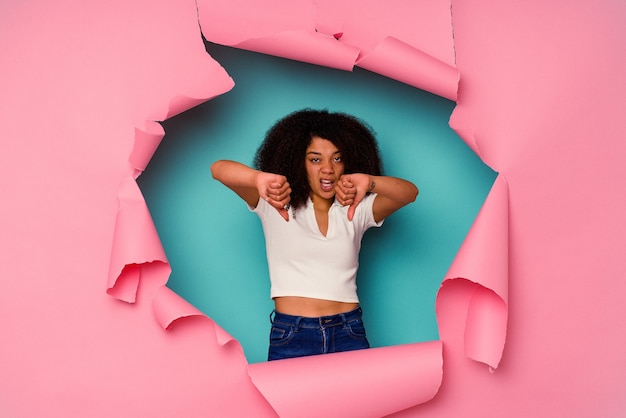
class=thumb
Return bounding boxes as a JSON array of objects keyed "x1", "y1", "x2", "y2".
[
  {"x1": 278, "y1": 206, "x2": 290, "y2": 222},
  {"x1": 347, "y1": 203, "x2": 356, "y2": 221},
  {"x1": 347, "y1": 189, "x2": 366, "y2": 221}
]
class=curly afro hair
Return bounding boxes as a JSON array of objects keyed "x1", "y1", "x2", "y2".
[{"x1": 253, "y1": 109, "x2": 383, "y2": 211}]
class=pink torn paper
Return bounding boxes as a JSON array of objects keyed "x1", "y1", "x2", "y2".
[
  {"x1": 4, "y1": 0, "x2": 625, "y2": 416},
  {"x1": 356, "y1": 36, "x2": 458, "y2": 101},
  {"x1": 107, "y1": 177, "x2": 170, "y2": 303},
  {"x1": 153, "y1": 285, "x2": 237, "y2": 347},
  {"x1": 437, "y1": 174, "x2": 509, "y2": 369},
  {"x1": 197, "y1": 0, "x2": 359, "y2": 70},
  {"x1": 248, "y1": 341, "x2": 443, "y2": 418},
  {"x1": 197, "y1": 0, "x2": 457, "y2": 97},
  {"x1": 130, "y1": 121, "x2": 165, "y2": 177},
  {"x1": 164, "y1": 88, "x2": 234, "y2": 120},
  {"x1": 112, "y1": 72, "x2": 234, "y2": 298},
  {"x1": 235, "y1": 31, "x2": 360, "y2": 71},
  {"x1": 107, "y1": 0, "x2": 487, "y2": 414}
]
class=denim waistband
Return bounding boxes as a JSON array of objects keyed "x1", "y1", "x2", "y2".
[{"x1": 271, "y1": 306, "x2": 363, "y2": 329}]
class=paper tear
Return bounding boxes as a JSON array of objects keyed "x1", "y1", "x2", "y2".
[
  {"x1": 153, "y1": 285, "x2": 237, "y2": 347},
  {"x1": 198, "y1": 0, "x2": 458, "y2": 98},
  {"x1": 437, "y1": 175, "x2": 509, "y2": 369},
  {"x1": 356, "y1": 36, "x2": 459, "y2": 101},
  {"x1": 130, "y1": 122, "x2": 165, "y2": 177},
  {"x1": 234, "y1": 30, "x2": 360, "y2": 71},
  {"x1": 465, "y1": 284, "x2": 508, "y2": 368},
  {"x1": 107, "y1": 177, "x2": 169, "y2": 302},
  {"x1": 248, "y1": 341, "x2": 443, "y2": 418}
]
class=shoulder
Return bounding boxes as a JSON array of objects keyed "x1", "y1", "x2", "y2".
[{"x1": 335, "y1": 194, "x2": 383, "y2": 229}]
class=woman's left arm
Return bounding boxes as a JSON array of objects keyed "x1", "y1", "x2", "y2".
[{"x1": 336, "y1": 174, "x2": 418, "y2": 222}]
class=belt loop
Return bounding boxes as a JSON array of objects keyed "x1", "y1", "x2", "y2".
[
  {"x1": 294, "y1": 316, "x2": 302, "y2": 331},
  {"x1": 340, "y1": 312, "x2": 348, "y2": 325},
  {"x1": 269, "y1": 310, "x2": 276, "y2": 323}
]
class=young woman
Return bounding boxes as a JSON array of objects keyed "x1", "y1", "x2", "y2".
[{"x1": 211, "y1": 109, "x2": 418, "y2": 361}]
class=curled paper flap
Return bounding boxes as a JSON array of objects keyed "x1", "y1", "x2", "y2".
[
  {"x1": 107, "y1": 177, "x2": 168, "y2": 302},
  {"x1": 357, "y1": 36, "x2": 459, "y2": 101},
  {"x1": 248, "y1": 341, "x2": 443, "y2": 418},
  {"x1": 153, "y1": 285, "x2": 235, "y2": 347},
  {"x1": 107, "y1": 263, "x2": 141, "y2": 303},
  {"x1": 464, "y1": 284, "x2": 508, "y2": 367},
  {"x1": 445, "y1": 174, "x2": 509, "y2": 299},
  {"x1": 129, "y1": 121, "x2": 165, "y2": 176},
  {"x1": 437, "y1": 174, "x2": 509, "y2": 368},
  {"x1": 234, "y1": 31, "x2": 360, "y2": 71}
]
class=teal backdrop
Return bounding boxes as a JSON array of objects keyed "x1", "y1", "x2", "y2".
[{"x1": 137, "y1": 43, "x2": 497, "y2": 363}]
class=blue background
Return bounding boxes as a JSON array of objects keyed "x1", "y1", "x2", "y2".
[{"x1": 137, "y1": 43, "x2": 496, "y2": 363}]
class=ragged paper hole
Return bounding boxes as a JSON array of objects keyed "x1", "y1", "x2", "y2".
[{"x1": 138, "y1": 42, "x2": 496, "y2": 363}]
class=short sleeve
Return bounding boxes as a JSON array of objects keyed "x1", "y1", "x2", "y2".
[
  {"x1": 353, "y1": 193, "x2": 384, "y2": 230},
  {"x1": 248, "y1": 196, "x2": 266, "y2": 217}
]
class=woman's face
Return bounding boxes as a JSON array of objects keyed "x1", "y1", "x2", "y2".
[{"x1": 305, "y1": 136, "x2": 344, "y2": 204}]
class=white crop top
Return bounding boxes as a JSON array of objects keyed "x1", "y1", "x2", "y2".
[{"x1": 251, "y1": 193, "x2": 383, "y2": 302}]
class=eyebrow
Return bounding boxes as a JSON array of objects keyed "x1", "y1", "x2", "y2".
[{"x1": 306, "y1": 150, "x2": 341, "y2": 155}]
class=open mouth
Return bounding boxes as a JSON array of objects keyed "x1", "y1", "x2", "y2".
[{"x1": 320, "y1": 179, "x2": 334, "y2": 192}]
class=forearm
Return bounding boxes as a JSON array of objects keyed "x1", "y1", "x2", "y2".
[
  {"x1": 211, "y1": 160, "x2": 291, "y2": 218},
  {"x1": 211, "y1": 160, "x2": 259, "y2": 189},
  {"x1": 336, "y1": 173, "x2": 418, "y2": 221},
  {"x1": 211, "y1": 160, "x2": 261, "y2": 207},
  {"x1": 368, "y1": 175, "x2": 418, "y2": 204}
]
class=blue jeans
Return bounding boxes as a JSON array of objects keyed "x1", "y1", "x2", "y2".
[{"x1": 267, "y1": 306, "x2": 370, "y2": 361}]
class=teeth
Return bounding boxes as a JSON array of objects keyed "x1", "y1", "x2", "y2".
[{"x1": 320, "y1": 179, "x2": 333, "y2": 191}]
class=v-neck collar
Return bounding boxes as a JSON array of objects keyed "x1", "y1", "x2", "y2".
[{"x1": 306, "y1": 197, "x2": 341, "y2": 238}]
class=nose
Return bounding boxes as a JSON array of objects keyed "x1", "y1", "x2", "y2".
[{"x1": 320, "y1": 159, "x2": 334, "y2": 173}]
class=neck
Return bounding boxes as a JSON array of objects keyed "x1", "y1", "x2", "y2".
[{"x1": 310, "y1": 194, "x2": 334, "y2": 212}]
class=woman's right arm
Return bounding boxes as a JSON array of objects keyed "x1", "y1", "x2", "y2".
[{"x1": 211, "y1": 160, "x2": 291, "y2": 221}]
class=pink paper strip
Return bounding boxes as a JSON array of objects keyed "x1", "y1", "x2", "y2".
[
  {"x1": 153, "y1": 285, "x2": 236, "y2": 347},
  {"x1": 235, "y1": 30, "x2": 360, "y2": 71},
  {"x1": 357, "y1": 36, "x2": 459, "y2": 101},
  {"x1": 129, "y1": 122, "x2": 165, "y2": 176},
  {"x1": 437, "y1": 174, "x2": 509, "y2": 369},
  {"x1": 248, "y1": 341, "x2": 443, "y2": 418},
  {"x1": 107, "y1": 177, "x2": 169, "y2": 303},
  {"x1": 464, "y1": 284, "x2": 508, "y2": 368}
]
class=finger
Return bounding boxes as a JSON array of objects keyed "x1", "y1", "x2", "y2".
[
  {"x1": 341, "y1": 181, "x2": 354, "y2": 191},
  {"x1": 336, "y1": 181, "x2": 354, "y2": 197},
  {"x1": 276, "y1": 187, "x2": 292, "y2": 201},
  {"x1": 267, "y1": 182, "x2": 284, "y2": 193},
  {"x1": 336, "y1": 189, "x2": 354, "y2": 206},
  {"x1": 334, "y1": 185, "x2": 344, "y2": 200},
  {"x1": 270, "y1": 185, "x2": 291, "y2": 200},
  {"x1": 267, "y1": 185, "x2": 290, "y2": 200}
]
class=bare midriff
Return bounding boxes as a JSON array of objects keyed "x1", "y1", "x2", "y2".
[{"x1": 273, "y1": 296, "x2": 359, "y2": 317}]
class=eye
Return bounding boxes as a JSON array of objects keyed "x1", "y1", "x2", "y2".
[
  {"x1": 309, "y1": 157, "x2": 320, "y2": 163},
  {"x1": 334, "y1": 156, "x2": 342, "y2": 162}
]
